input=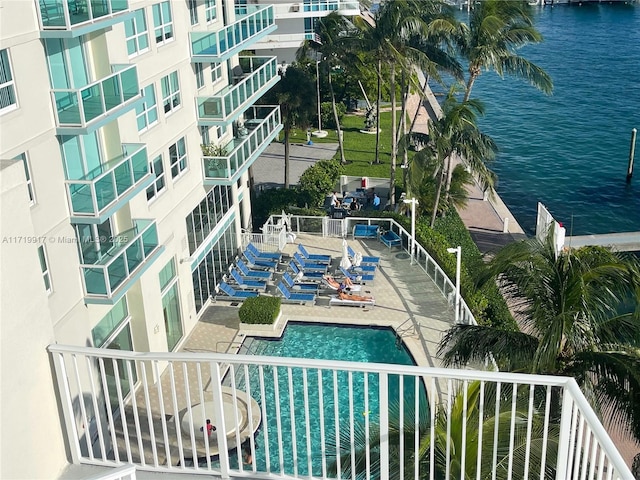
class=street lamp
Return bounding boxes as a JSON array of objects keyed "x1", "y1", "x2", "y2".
[
  {"x1": 312, "y1": 59, "x2": 328, "y2": 138},
  {"x1": 403, "y1": 197, "x2": 418, "y2": 264},
  {"x1": 446, "y1": 246, "x2": 461, "y2": 324}
]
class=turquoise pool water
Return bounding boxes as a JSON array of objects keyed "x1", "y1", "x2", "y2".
[{"x1": 238, "y1": 322, "x2": 427, "y2": 477}]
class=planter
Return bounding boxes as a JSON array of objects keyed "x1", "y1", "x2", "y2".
[{"x1": 239, "y1": 309, "x2": 283, "y2": 337}]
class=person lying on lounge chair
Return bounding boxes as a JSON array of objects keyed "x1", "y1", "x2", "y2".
[
  {"x1": 337, "y1": 290, "x2": 373, "y2": 302},
  {"x1": 323, "y1": 275, "x2": 353, "y2": 289}
]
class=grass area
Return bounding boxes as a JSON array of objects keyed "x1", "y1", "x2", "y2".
[{"x1": 285, "y1": 111, "x2": 413, "y2": 179}]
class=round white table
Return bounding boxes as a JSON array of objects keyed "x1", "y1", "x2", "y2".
[{"x1": 181, "y1": 398, "x2": 247, "y2": 439}]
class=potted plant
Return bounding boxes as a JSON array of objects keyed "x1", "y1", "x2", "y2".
[{"x1": 201, "y1": 144, "x2": 228, "y2": 176}]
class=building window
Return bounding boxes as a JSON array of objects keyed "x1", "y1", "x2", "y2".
[
  {"x1": 92, "y1": 297, "x2": 129, "y2": 347},
  {"x1": 152, "y1": 1, "x2": 173, "y2": 45},
  {"x1": 188, "y1": 0, "x2": 198, "y2": 25},
  {"x1": 211, "y1": 63, "x2": 222, "y2": 83},
  {"x1": 160, "y1": 71, "x2": 180, "y2": 115},
  {"x1": 200, "y1": 126, "x2": 210, "y2": 145},
  {"x1": 205, "y1": 0, "x2": 217, "y2": 22},
  {"x1": 159, "y1": 259, "x2": 183, "y2": 351},
  {"x1": 169, "y1": 137, "x2": 187, "y2": 179},
  {"x1": 185, "y1": 185, "x2": 233, "y2": 254},
  {"x1": 14, "y1": 153, "x2": 35, "y2": 205},
  {"x1": 37, "y1": 245, "x2": 52, "y2": 294},
  {"x1": 0, "y1": 49, "x2": 17, "y2": 114},
  {"x1": 125, "y1": 9, "x2": 149, "y2": 56},
  {"x1": 195, "y1": 63, "x2": 205, "y2": 89},
  {"x1": 136, "y1": 84, "x2": 158, "y2": 132},
  {"x1": 146, "y1": 154, "x2": 166, "y2": 201},
  {"x1": 191, "y1": 223, "x2": 237, "y2": 313}
]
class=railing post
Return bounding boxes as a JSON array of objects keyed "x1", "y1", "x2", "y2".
[
  {"x1": 379, "y1": 373, "x2": 389, "y2": 480},
  {"x1": 50, "y1": 350, "x2": 83, "y2": 464},
  {"x1": 210, "y1": 362, "x2": 231, "y2": 478},
  {"x1": 555, "y1": 386, "x2": 575, "y2": 480}
]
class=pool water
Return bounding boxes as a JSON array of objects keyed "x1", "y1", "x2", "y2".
[{"x1": 235, "y1": 322, "x2": 427, "y2": 477}]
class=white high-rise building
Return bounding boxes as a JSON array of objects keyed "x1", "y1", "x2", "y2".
[
  {"x1": 0, "y1": 1, "x2": 280, "y2": 477},
  {"x1": 245, "y1": 0, "x2": 361, "y2": 64}
]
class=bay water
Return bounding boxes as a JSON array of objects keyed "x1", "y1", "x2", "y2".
[{"x1": 463, "y1": 4, "x2": 640, "y2": 236}]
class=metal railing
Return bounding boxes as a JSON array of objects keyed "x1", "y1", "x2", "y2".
[{"x1": 48, "y1": 345, "x2": 632, "y2": 479}]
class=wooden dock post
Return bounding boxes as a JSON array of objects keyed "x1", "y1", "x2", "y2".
[{"x1": 628, "y1": 128, "x2": 637, "y2": 182}]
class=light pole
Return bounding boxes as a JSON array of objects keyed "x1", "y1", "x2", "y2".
[
  {"x1": 447, "y1": 246, "x2": 461, "y2": 324},
  {"x1": 403, "y1": 198, "x2": 418, "y2": 264},
  {"x1": 312, "y1": 59, "x2": 327, "y2": 138}
]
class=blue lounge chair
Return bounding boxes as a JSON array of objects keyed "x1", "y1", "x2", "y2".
[
  {"x1": 230, "y1": 268, "x2": 267, "y2": 291},
  {"x1": 217, "y1": 282, "x2": 259, "y2": 300},
  {"x1": 288, "y1": 261, "x2": 324, "y2": 280},
  {"x1": 282, "y1": 271, "x2": 319, "y2": 293},
  {"x1": 293, "y1": 252, "x2": 328, "y2": 272},
  {"x1": 348, "y1": 263, "x2": 377, "y2": 273},
  {"x1": 244, "y1": 250, "x2": 278, "y2": 270},
  {"x1": 297, "y1": 244, "x2": 331, "y2": 264},
  {"x1": 347, "y1": 246, "x2": 380, "y2": 265},
  {"x1": 247, "y1": 243, "x2": 282, "y2": 261},
  {"x1": 277, "y1": 282, "x2": 316, "y2": 304},
  {"x1": 339, "y1": 266, "x2": 375, "y2": 284},
  {"x1": 236, "y1": 259, "x2": 273, "y2": 280}
]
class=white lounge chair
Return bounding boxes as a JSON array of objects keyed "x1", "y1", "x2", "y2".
[{"x1": 329, "y1": 294, "x2": 375, "y2": 308}]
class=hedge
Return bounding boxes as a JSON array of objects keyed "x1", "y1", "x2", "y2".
[{"x1": 238, "y1": 296, "x2": 282, "y2": 325}]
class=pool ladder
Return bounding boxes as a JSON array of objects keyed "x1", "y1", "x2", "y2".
[{"x1": 395, "y1": 318, "x2": 417, "y2": 349}]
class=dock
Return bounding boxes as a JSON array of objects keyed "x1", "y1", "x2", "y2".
[{"x1": 564, "y1": 232, "x2": 640, "y2": 252}]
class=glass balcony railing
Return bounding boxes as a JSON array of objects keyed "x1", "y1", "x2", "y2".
[
  {"x1": 196, "y1": 56, "x2": 279, "y2": 125},
  {"x1": 81, "y1": 219, "x2": 162, "y2": 301},
  {"x1": 65, "y1": 144, "x2": 152, "y2": 222},
  {"x1": 51, "y1": 64, "x2": 140, "y2": 134},
  {"x1": 190, "y1": 5, "x2": 276, "y2": 63},
  {"x1": 38, "y1": 0, "x2": 131, "y2": 35},
  {"x1": 302, "y1": 0, "x2": 360, "y2": 13},
  {"x1": 203, "y1": 106, "x2": 282, "y2": 184}
]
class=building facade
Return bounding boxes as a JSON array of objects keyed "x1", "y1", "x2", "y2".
[
  {"x1": 0, "y1": 1, "x2": 280, "y2": 477},
  {"x1": 244, "y1": 0, "x2": 360, "y2": 64}
]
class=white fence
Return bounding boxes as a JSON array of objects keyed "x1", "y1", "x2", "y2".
[{"x1": 48, "y1": 345, "x2": 632, "y2": 479}]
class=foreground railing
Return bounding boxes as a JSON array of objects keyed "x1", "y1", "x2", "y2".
[
  {"x1": 48, "y1": 345, "x2": 632, "y2": 479},
  {"x1": 265, "y1": 214, "x2": 476, "y2": 324}
]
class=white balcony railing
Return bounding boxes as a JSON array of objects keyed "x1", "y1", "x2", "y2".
[{"x1": 48, "y1": 345, "x2": 632, "y2": 479}]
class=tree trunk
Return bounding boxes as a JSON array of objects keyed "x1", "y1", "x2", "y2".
[
  {"x1": 464, "y1": 70, "x2": 478, "y2": 102},
  {"x1": 398, "y1": 70, "x2": 408, "y2": 188},
  {"x1": 409, "y1": 75, "x2": 428, "y2": 132},
  {"x1": 284, "y1": 128, "x2": 290, "y2": 188},
  {"x1": 373, "y1": 58, "x2": 382, "y2": 164},
  {"x1": 444, "y1": 152, "x2": 455, "y2": 204},
  {"x1": 430, "y1": 165, "x2": 446, "y2": 228},
  {"x1": 329, "y1": 70, "x2": 346, "y2": 164},
  {"x1": 389, "y1": 62, "x2": 397, "y2": 206}
]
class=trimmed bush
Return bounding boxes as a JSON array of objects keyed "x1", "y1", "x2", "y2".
[{"x1": 238, "y1": 296, "x2": 281, "y2": 325}]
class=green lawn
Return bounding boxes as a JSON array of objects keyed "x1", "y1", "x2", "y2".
[{"x1": 285, "y1": 111, "x2": 412, "y2": 179}]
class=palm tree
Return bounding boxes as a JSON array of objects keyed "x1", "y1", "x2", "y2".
[
  {"x1": 413, "y1": 91, "x2": 497, "y2": 227},
  {"x1": 262, "y1": 64, "x2": 316, "y2": 188},
  {"x1": 438, "y1": 231, "x2": 640, "y2": 441},
  {"x1": 297, "y1": 13, "x2": 356, "y2": 165},
  {"x1": 328, "y1": 381, "x2": 559, "y2": 479},
  {"x1": 459, "y1": 0, "x2": 553, "y2": 102}
]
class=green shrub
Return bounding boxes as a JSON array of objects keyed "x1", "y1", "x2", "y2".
[
  {"x1": 238, "y1": 296, "x2": 281, "y2": 324},
  {"x1": 298, "y1": 159, "x2": 344, "y2": 207},
  {"x1": 321, "y1": 101, "x2": 346, "y2": 129}
]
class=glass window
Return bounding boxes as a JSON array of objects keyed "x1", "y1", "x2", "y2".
[
  {"x1": 152, "y1": 1, "x2": 173, "y2": 46},
  {"x1": 125, "y1": 9, "x2": 149, "y2": 56},
  {"x1": 92, "y1": 297, "x2": 129, "y2": 347},
  {"x1": 169, "y1": 137, "x2": 187, "y2": 179},
  {"x1": 104, "y1": 324, "x2": 136, "y2": 410},
  {"x1": 0, "y1": 49, "x2": 17, "y2": 114},
  {"x1": 211, "y1": 63, "x2": 222, "y2": 83},
  {"x1": 158, "y1": 258, "x2": 176, "y2": 291},
  {"x1": 135, "y1": 84, "x2": 158, "y2": 132},
  {"x1": 37, "y1": 245, "x2": 52, "y2": 294},
  {"x1": 159, "y1": 260, "x2": 182, "y2": 351},
  {"x1": 161, "y1": 71, "x2": 180, "y2": 115},
  {"x1": 188, "y1": 0, "x2": 198, "y2": 25},
  {"x1": 195, "y1": 63, "x2": 204, "y2": 89},
  {"x1": 14, "y1": 153, "x2": 35, "y2": 205},
  {"x1": 185, "y1": 186, "x2": 233, "y2": 254},
  {"x1": 205, "y1": 0, "x2": 217, "y2": 22},
  {"x1": 146, "y1": 154, "x2": 166, "y2": 201},
  {"x1": 200, "y1": 126, "x2": 210, "y2": 146}
]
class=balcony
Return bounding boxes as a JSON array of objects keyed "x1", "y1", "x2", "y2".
[
  {"x1": 37, "y1": 0, "x2": 133, "y2": 38},
  {"x1": 196, "y1": 56, "x2": 280, "y2": 126},
  {"x1": 51, "y1": 64, "x2": 141, "y2": 135},
  {"x1": 251, "y1": 32, "x2": 314, "y2": 51},
  {"x1": 202, "y1": 106, "x2": 282, "y2": 185},
  {"x1": 65, "y1": 144, "x2": 153, "y2": 224},
  {"x1": 80, "y1": 219, "x2": 164, "y2": 304},
  {"x1": 190, "y1": 5, "x2": 276, "y2": 63}
]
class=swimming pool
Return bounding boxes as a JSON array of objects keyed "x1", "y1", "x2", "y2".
[{"x1": 234, "y1": 322, "x2": 428, "y2": 477}]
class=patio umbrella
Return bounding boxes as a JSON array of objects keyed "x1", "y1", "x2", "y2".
[
  {"x1": 340, "y1": 239, "x2": 352, "y2": 270},
  {"x1": 353, "y1": 252, "x2": 363, "y2": 267}
]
